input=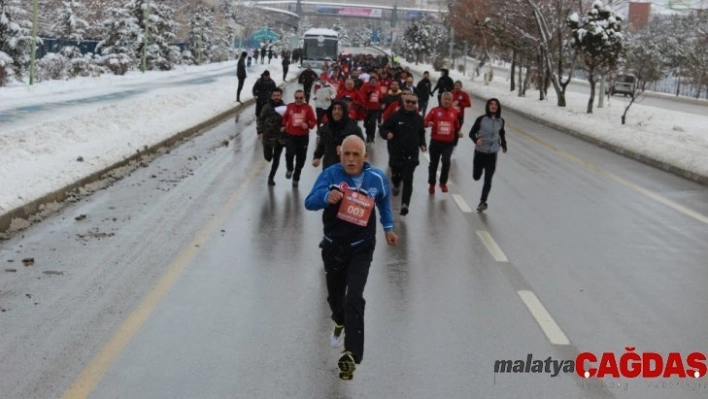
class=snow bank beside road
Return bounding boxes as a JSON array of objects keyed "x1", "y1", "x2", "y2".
[{"x1": 0, "y1": 61, "x2": 288, "y2": 215}]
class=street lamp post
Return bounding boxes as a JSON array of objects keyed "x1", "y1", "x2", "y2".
[{"x1": 29, "y1": 0, "x2": 39, "y2": 85}]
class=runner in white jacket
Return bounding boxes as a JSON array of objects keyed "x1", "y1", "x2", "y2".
[{"x1": 313, "y1": 79, "x2": 337, "y2": 128}]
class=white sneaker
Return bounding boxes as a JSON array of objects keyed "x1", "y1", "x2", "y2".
[{"x1": 330, "y1": 323, "x2": 344, "y2": 347}]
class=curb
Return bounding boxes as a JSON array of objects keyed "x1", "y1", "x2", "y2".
[{"x1": 0, "y1": 79, "x2": 294, "y2": 238}]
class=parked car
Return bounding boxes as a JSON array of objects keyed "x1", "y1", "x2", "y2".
[{"x1": 607, "y1": 73, "x2": 637, "y2": 98}]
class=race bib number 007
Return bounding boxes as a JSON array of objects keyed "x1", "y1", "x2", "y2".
[{"x1": 337, "y1": 189, "x2": 374, "y2": 227}]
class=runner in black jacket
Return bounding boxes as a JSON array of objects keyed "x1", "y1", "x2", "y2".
[
  {"x1": 379, "y1": 93, "x2": 427, "y2": 216},
  {"x1": 252, "y1": 70, "x2": 276, "y2": 117},
  {"x1": 312, "y1": 100, "x2": 365, "y2": 170},
  {"x1": 416, "y1": 71, "x2": 433, "y2": 116},
  {"x1": 431, "y1": 68, "x2": 454, "y2": 106}
]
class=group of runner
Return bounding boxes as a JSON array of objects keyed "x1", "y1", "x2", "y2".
[
  {"x1": 250, "y1": 53, "x2": 508, "y2": 380},
  {"x1": 253, "y1": 58, "x2": 507, "y2": 213}
]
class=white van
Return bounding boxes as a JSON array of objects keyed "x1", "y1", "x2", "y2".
[{"x1": 608, "y1": 74, "x2": 637, "y2": 98}]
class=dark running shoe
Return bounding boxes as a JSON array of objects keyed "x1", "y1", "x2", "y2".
[
  {"x1": 477, "y1": 202, "x2": 488, "y2": 212},
  {"x1": 439, "y1": 183, "x2": 449, "y2": 193},
  {"x1": 392, "y1": 185, "x2": 400, "y2": 196},
  {"x1": 400, "y1": 204, "x2": 409, "y2": 216},
  {"x1": 285, "y1": 170, "x2": 293, "y2": 179},
  {"x1": 338, "y1": 351, "x2": 356, "y2": 380},
  {"x1": 330, "y1": 323, "x2": 344, "y2": 347},
  {"x1": 292, "y1": 180, "x2": 299, "y2": 188},
  {"x1": 428, "y1": 184, "x2": 435, "y2": 195},
  {"x1": 268, "y1": 178, "x2": 276, "y2": 186}
]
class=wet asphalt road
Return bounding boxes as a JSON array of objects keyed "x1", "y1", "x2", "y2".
[{"x1": 1, "y1": 83, "x2": 707, "y2": 398}]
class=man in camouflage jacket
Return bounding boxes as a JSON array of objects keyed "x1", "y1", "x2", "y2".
[{"x1": 257, "y1": 87, "x2": 287, "y2": 186}]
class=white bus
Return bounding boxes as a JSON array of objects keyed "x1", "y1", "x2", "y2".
[{"x1": 301, "y1": 28, "x2": 339, "y2": 71}]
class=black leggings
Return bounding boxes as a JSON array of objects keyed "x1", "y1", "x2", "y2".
[
  {"x1": 390, "y1": 162, "x2": 417, "y2": 206},
  {"x1": 322, "y1": 239, "x2": 375, "y2": 364},
  {"x1": 473, "y1": 151, "x2": 497, "y2": 202},
  {"x1": 237, "y1": 78, "x2": 245, "y2": 101},
  {"x1": 364, "y1": 110, "x2": 380, "y2": 142},
  {"x1": 263, "y1": 142, "x2": 284, "y2": 179},
  {"x1": 428, "y1": 140, "x2": 454, "y2": 185},
  {"x1": 285, "y1": 135, "x2": 310, "y2": 181},
  {"x1": 316, "y1": 108, "x2": 327, "y2": 127},
  {"x1": 255, "y1": 101, "x2": 266, "y2": 117}
]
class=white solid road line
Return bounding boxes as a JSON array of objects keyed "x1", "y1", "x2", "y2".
[
  {"x1": 517, "y1": 290, "x2": 571, "y2": 346},
  {"x1": 451, "y1": 194, "x2": 472, "y2": 213},
  {"x1": 476, "y1": 231, "x2": 509, "y2": 262}
]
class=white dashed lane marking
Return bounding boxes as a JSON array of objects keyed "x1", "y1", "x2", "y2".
[
  {"x1": 451, "y1": 194, "x2": 472, "y2": 213},
  {"x1": 517, "y1": 290, "x2": 571, "y2": 346},
  {"x1": 476, "y1": 231, "x2": 509, "y2": 262}
]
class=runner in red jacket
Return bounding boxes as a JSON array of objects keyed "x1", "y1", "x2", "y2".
[
  {"x1": 423, "y1": 92, "x2": 462, "y2": 194},
  {"x1": 336, "y1": 78, "x2": 365, "y2": 122},
  {"x1": 451, "y1": 80, "x2": 472, "y2": 128},
  {"x1": 359, "y1": 75, "x2": 381, "y2": 143},
  {"x1": 281, "y1": 89, "x2": 317, "y2": 187}
]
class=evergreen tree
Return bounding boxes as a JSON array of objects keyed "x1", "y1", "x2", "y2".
[
  {"x1": 352, "y1": 26, "x2": 372, "y2": 47},
  {"x1": 331, "y1": 21, "x2": 350, "y2": 46},
  {"x1": 401, "y1": 17, "x2": 445, "y2": 64},
  {"x1": 0, "y1": 0, "x2": 36, "y2": 82},
  {"x1": 50, "y1": 0, "x2": 89, "y2": 60},
  {"x1": 567, "y1": 0, "x2": 624, "y2": 113},
  {"x1": 125, "y1": 0, "x2": 179, "y2": 71},
  {"x1": 218, "y1": 0, "x2": 236, "y2": 24},
  {"x1": 298, "y1": 18, "x2": 312, "y2": 37},
  {"x1": 209, "y1": 25, "x2": 233, "y2": 63},
  {"x1": 95, "y1": 7, "x2": 140, "y2": 75},
  {"x1": 187, "y1": 5, "x2": 215, "y2": 65}
]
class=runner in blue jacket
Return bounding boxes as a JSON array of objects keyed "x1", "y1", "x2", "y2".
[{"x1": 305, "y1": 135, "x2": 398, "y2": 381}]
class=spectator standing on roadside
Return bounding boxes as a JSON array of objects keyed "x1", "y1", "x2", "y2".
[{"x1": 236, "y1": 51, "x2": 247, "y2": 103}]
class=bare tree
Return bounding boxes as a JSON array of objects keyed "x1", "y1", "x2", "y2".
[{"x1": 618, "y1": 25, "x2": 665, "y2": 124}]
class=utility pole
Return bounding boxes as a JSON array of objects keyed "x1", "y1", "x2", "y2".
[
  {"x1": 29, "y1": 0, "x2": 39, "y2": 85},
  {"x1": 141, "y1": 0, "x2": 151, "y2": 73},
  {"x1": 448, "y1": 27, "x2": 454, "y2": 70},
  {"x1": 463, "y1": 41, "x2": 468, "y2": 74},
  {"x1": 197, "y1": 15, "x2": 203, "y2": 65}
]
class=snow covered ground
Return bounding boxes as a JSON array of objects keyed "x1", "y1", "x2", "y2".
[
  {"x1": 1, "y1": 48, "x2": 707, "y2": 228},
  {"x1": 0, "y1": 59, "x2": 291, "y2": 217}
]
